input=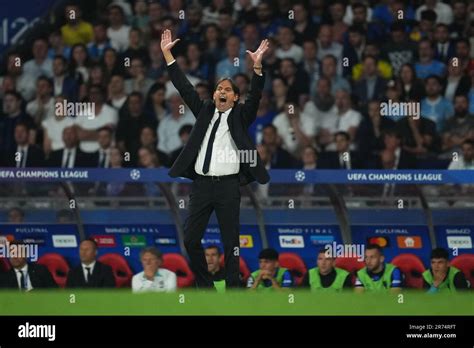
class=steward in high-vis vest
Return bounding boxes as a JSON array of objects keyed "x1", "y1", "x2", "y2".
[
  {"x1": 205, "y1": 245, "x2": 226, "y2": 292},
  {"x1": 355, "y1": 244, "x2": 402, "y2": 292},
  {"x1": 301, "y1": 249, "x2": 352, "y2": 291},
  {"x1": 247, "y1": 248, "x2": 293, "y2": 291},
  {"x1": 422, "y1": 248, "x2": 469, "y2": 293}
]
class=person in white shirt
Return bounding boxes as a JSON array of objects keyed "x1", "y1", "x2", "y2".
[
  {"x1": 416, "y1": 0, "x2": 453, "y2": 25},
  {"x1": 107, "y1": 74, "x2": 128, "y2": 110},
  {"x1": 42, "y1": 95, "x2": 76, "y2": 154},
  {"x1": 23, "y1": 38, "x2": 53, "y2": 82},
  {"x1": 157, "y1": 93, "x2": 195, "y2": 154},
  {"x1": 448, "y1": 140, "x2": 474, "y2": 170},
  {"x1": 275, "y1": 26, "x2": 303, "y2": 64},
  {"x1": 26, "y1": 76, "x2": 55, "y2": 125},
  {"x1": 74, "y1": 85, "x2": 118, "y2": 153},
  {"x1": 132, "y1": 247, "x2": 177, "y2": 293},
  {"x1": 320, "y1": 89, "x2": 361, "y2": 150},
  {"x1": 107, "y1": 5, "x2": 131, "y2": 52},
  {"x1": 272, "y1": 102, "x2": 317, "y2": 156}
]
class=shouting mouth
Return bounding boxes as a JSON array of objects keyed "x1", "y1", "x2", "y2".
[{"x1": 218, "y1": 95, "x2": 227, "y2": 105}]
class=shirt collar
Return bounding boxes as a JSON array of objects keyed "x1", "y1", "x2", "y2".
[
  {"x1": 17, "y1": 264, "x2": 28, "y2": 273},
  {"x1": 82, "y1": 261, "x2": 96, "y2": 270}
]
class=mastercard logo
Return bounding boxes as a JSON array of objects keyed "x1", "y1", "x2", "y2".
[{"x1": 367, "y1": 236, "x2": 390, "y2": 248}]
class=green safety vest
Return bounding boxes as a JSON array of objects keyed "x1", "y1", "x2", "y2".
[
  {"x1": 422, "y1": 267, "x2": 461, "y2": 293},
  {"x1": 357, "y1": 263, "x2": 396, "y2": 291},
  {"x1": 308, "y1": 267, "x2": 349, "y2": 291},
  {"x1": 213, "y1": 279, "x2": 226, "y2": 293},
  {"x1": 251, "y1": 268, "x2": 288, "y2": 291}
]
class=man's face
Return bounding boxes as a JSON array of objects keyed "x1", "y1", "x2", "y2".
[
  {"x1": 257, "y1": 3, "x2": 271, "y2": 21},
  {"x1": 32, "y1": 40, "x2": 48, "y2": 60},
  {"x1": 93, "y1": 25, "x2": 107, "y2": 42},
  {"x1": 431, "y1": 258, "x2": 449, "y2": 274},
  {"x1": 187, "y1": 9, "x2": 201, "y2": 26},
  {"x1": 317, "y1": 253, "x2": 335, "y2": 275},
  {"x1": 108, "y1": 7, "x2": 123, "y2": 26},
  {"x1": 454, "y1": 96, "x2": 468, "y2": 115},
  {"x1": 262, "y1": 127, "x2": 277, "y2": 146},
  {"x1": 318, "y1": 26, "x2": 332, "y2": 46},
  {"x1": 259, "y1": 258, "x2": 278, "y2": 274},
  {"x1": 348, "y1": 31, "x2": 362, "y2": 47},
  {"x1": 335, "y1": 90, "x2": 350, "y2": 111},
  {"x1": 391, "y1": 29, "x2": 405, "y2": 43},
  {"x1": 302, "y1": 147, "x2": 317, "y2": 165},
  {"x1": 130, "y1": 59, "x2": 144, "y2": 78},
  {"x1": 14, "y1": 125, "x2": 28, "y2": 145},
  {"x1": 226, "y1": 37, "x2": 240, "y2": 58},
  {"x1": 219, "y1": 13, "x2": 233, "y2": 32},
  {"x1": 462, "y1": 143, "x2": 474, "y2": 162},
  {"x1": 316, "y1": 79, "x2": 330, "y2": 96},
  {"x1": 434, "y1": 26, "x2": 449, "y2": 43},
  {"x1": 364, "y1": 249, "x2": 384, "y2": 272},
  {"x1": 279, "y1": 60, "x2": 295, "y2": 78},
  {"x1": 419, "y1": 41, "x2": 433, "y2": 60},
  {"x1": 456, "y1": 42, "x2": 469, "y2": 59},
  {"x1": 53, "y1": 58, "x2": 65, "y2": 76},
  {"x1": 322, "y1": 57, "x2": 336, "y2": 77},
  {"x1": 425, "y1": 78, "x2": 440, "y2": 97},
  {"x1": 140, "y1": 128, "x2": 156, "y2": 147},
  {"x1": 79, "y1": 241, "x2": 97, "y2": 264},
  {"x1": 62, "y1": 127, "x2": 78, "y2": 148},
  {"x1": 330, "y1": 3, "x2": 345, "y2": 21},
  {"x1": 141, "y1": 252, "x2": 161, "y2": 274},
  {"x1": 3, "y1": 94, "x2": 20, "y2": 115},
  {"x1": 109, "y1": 76, "x2": 124, "y2": 94},
  {"x1": 128, "y1": 96, "x2": 142, "y2": 116},
  {"x1": 213, "y1": 80, "x2": 239, "y2": 112},
  {"x1": 97, "y1": 130, "x2": 112, "y2": 149},
  {"x1": 353, "y1": 7, "x2": 366, "y2": 23},
  {"x1": 37, "y1": 80, "x2": 52, "y2": 98},
  {"x1": 278, "y1": 27, "x2": 293, "y2": 46},
  {"x1": 381, "y1": 150, "x2": 396, "y2": 169},
  {"x1": 205, "y1": 248, "x2": 220, "y2": 273},
  {"x1": 303, "y1": 41, "x2": 317, "y2": 60},
  {"x1": 335, "y1": 134, "x2": 349, "y2": 152},
  {"x1": 9, "y1": 254, "x2": 27, "y2": 269},
  {"x1": 363, "y1": 58, "x2": 377, "y2": 76},
  {"x1": 384, "y1": 134, "x2": 400, "y2": 151},
  {"x1": 293, "y1": 4, "x2": 306, "y2": 22}
]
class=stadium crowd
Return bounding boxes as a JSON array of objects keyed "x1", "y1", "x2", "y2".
[{"x1": 0, "y1": 0, "x2": 474, "y2": 176}]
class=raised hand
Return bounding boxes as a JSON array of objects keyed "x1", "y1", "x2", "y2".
[
  {"x1": 246, "y1": 39, "x2": 269, "y2": 65},
  {"x1": 160, "y1": 29, "x2": 180, "y2": 53}
]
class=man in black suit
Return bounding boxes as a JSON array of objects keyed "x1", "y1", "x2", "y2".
[
  {"x1": 374, "y1": 129, "x2": 417, "y2": 169},
  {"x1": 47, "y1": 126, "x2": 94, "y2": 167},
  {"x1": 66, "y1": 239, "x2": 116, "y2": 288},
  {"x1": 320, "y1": 131, "x2": 362, "y2": 169},
  {"x1": 3, "y1": 122, "x2": 45, "y2": 167},
  {"x1": 261, "y1": 124, "x2": 299, "y2": 168},
  {"x1": 354, "y1": 55, "x2": 387, "y2": 108},
  {"x1": 161, "y1": 29, "x2": 270, "y2": 288},
  {"x1": 90, "y1": 127, "x2": 114, "y2": 168},
  {"x1": 0, "y1": 241, "x2": 57, "y2": 290}
]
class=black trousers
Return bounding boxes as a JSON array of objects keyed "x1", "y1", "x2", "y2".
[{"x1": 184, "y1": 174, "x2": 241, "y2": 288}]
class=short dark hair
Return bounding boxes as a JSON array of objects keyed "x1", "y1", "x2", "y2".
[
  {"x1": 258, "y1": 248, "x2": 279, "y2": 261},
  {"x1": 335, "y1": 131, "x2": 350, "y2": 141},
  {"x1": 178, "y1": 124, "x2": 193, "y2": 137},
  {"x1": 214, "y1": 77, "x2": 240, "y2": 97},
  {"x1": 430, "y1": 248, "x2": 449, "y2": 260},
  {"x1": 15, "y1": 121, "x2": 30, "y2": 132},
  {"x1": 352, "y1": 2, "x2": 367, "y2": 12},
  {"x1": 425, "y1": 74, "x2": 441, "y2": 85},
  {"x1": 37, "y1": 75, "x2": 53, "y2": 89},
  {"x1": 366, "y1": 243, "x2": 383, "y2": 254},
  {"x1": 383, "y1": 129, "x2": 402, "y2": 140},
  {"x1": 420, "y1": 9, "x2": 437, "y2": 22},
  {"x1": 205, "y1": 245, "x2": 221, "y2": 255}
]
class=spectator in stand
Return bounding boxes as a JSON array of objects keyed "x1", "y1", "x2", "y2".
[
  {"x1": 47, "y1": 126, "x2": 94, "y2": 168},
  {"x1": 354, "y1": 55, "x2": 388, "y2": 108},
  {"x1": 124, "y1": 57, "x2": 154, "y2": 96},
  {"x1": 321, "y1": 55, "x2": 351, "y2": 95},
  {"x1": 256, "y1": 1, "x2": 281, "y2": 38},
  {"x1": 291, "y1": 2, "x2": 317, "y2": 45},
  {"x1": 275, "y1": 26, "x2": 303, "y2": 64},
  {"x1": 448, "y1": 139, "x2": 474, "y2": 170},
  {"x1": 169, "y1": 124, "x2": 193, "y2": 166},
  {"x1": 444, "y1": 58, "x2": 471, "y2": 102},
  {"x1": 328, "y1": 1, "x2": 349, "y2": 44},
  {"x1": 396, "y1": 114, "x2": 442, "y2": 159},
  {"x1": 382, "y1": 21, "x2": 418, "y2": 76},
  {"x1": 52, "y1": 55, "x2": 79, "y2": 101},
  {"x1": 278, "y1": 58, "x2": 309, "y2": 105},
  {"x1": 420, "y1": 75, "x2": 454, "y2": 132},
  {"x1": 375, "y1": 129, "x2": 417, "y2": 169},
  {"x1": 138, "y1": 126, "x2": 169, "y2": 168},
  {"x1": 107, "y1": 74, "x2": 127, "y2": 110},
  {"x1": 87, "y1": 22, "x2": 112, "y2": 61},
  {"x1": 317, "y1": 25, "x2": 343, "y2": 73},
  {"x1": 442, "y1": 95, "x2": 474, "y2": 156},
  {"x1": 107, "y1": 4, "x2": 131, "y2": 53},
  {"x1": 69, "y1": 44, "x2": 91, "y2": 89},
  {"x1": 415, "y1": 39, "x2": 446, "y2": 79},
  {"x1": 47, "y1": 31, "x2": 71, "y2": 60},
  {"x1": 2, "y1": 122, "x2": 44, "y2": 168},
  {"x1": 60, "y1": 4, "x2": 93, "y2": 46},
  {"x1": 261, "y1": 124, "x2": 298, "y2": 169},
  {"x1": 248, "y1": 92, "x2": 277, "y2": 145},
  {"x1": 26, "y1": 76, "x2": 55, "y2": 126},
  {"x1": 23, "y1": 38, "x2": 53, "y2": 83},
  {"x1": 397, "y1": 63, "x2": 426, "y2": 103},
  {"x1": 121, "y1": 28, "x2": 148, "y2": 63},
  {"x1": 186, "y1": 43, "x2": 210, "y2": 82},
  {"x1": 319, "y1": 131, "x2": 362, "y2": 169},
  {"x1": 433, "y1": 23, "x2": 456, "y2": 63},
  {"x1": 215, "y1": 35, "x2": 246, "y2": 80},
  {"x1": 416, "y1": 0, "x2": 454, "y2": 25},
  {"x1": 342, "y1": 24, "x2": 366, "y2": 78},
  {"x1": 301, "y1": 39, "x2": 320, "y2": 96}
]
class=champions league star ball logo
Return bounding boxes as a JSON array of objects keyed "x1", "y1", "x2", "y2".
[
  {"x1": 130, "y1": 169, "x2": 141, "y2": 181},
  {"x1": 295, "y1": 171, "x2": 305, "y2": 182}
]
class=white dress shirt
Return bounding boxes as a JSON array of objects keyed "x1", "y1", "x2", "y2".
[
  {"x1": 62, "y1": 147, "x2": 77, "y2": 168},
  {"x1": 16, "y1": 145, "x2": 28, "y2": 168},
  {"x1": 15, "y1": 265, "x2": 33, "y2": 291},
  {"x1": 132, "y1": 268, "x2": 177, "y2": 293},
  {"x1": 195, "y1": 108, "x2": 240, "y2": 176},
  {"x1": 82, "y1": 261, "x2": 96, "y2": 283}
]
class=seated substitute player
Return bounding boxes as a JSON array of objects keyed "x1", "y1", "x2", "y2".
[
  {"x1": 355, "y1": 244, "x2": 402, "y2": 292},
  {"x1": 301, "y1": 248, "x2": 352, "y2": 291},
  {"x1": 66, "y1": 239, "x2": 116, "y2": 288},
  {"x1": 132, "y1": 247, "x2": 177, "y2": 293},
  {"x1": 247, "y1": 248, "x2": 293, "y2": 291},
  {"x1": 205, "y1": 245, "x2": 226, "y2": 292},
  {"x1": 422, "y1": 248, "x2": 470, "y2": 293}
]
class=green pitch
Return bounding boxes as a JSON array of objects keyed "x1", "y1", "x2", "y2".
[{"x1": 0, "y1": 290, "x2": 473, "y2": 316}]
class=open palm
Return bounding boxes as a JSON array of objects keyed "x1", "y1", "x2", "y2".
[
  {"x1": 161, "y1": 29, "x2": 180, "y2": 52},
  {"x1": 246, "y1": 39, "x2": 269, "y2": 65}
]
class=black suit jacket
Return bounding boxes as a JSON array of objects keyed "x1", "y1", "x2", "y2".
[
  {"x1": 3, "y1": 145, "x2": 45, "y2": 167},
  {"x1": 167, "y1": 62, "x2": 270, "y2": 185},
  {"x1": 0, "y1": 263, "x2": 57, "y2": 289},
  {"x1": 66, "y1": 261, "x2": 116, "y2": 288},
  {"x1": 47, "y1": 147, "x2": 95, "y2": 167},
  {"x1": 354, "y1": 77, "x2": 387, "y2": 105},
  {"x1": 319, "y1": 151, "x2": 363, "y2": 169}
]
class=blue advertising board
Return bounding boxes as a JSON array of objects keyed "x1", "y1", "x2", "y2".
[
  {"x1": 351, "y1": 225, "x2": 432, "y2": 266},
  {"x1": 266, "y1": 224, "x2": 343, "y2": 268}
]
